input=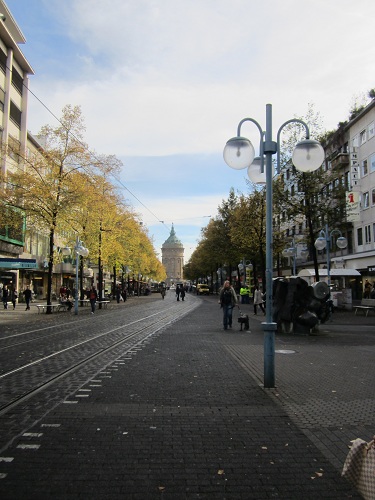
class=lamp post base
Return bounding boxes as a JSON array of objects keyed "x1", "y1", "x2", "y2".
[{"x1": 261, "y1": 321, "x2": 277, "y2": 388}]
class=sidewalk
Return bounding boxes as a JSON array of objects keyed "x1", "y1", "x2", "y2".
[{"x1": 0, "y1": 294, "x2": 371, "y2": 498}]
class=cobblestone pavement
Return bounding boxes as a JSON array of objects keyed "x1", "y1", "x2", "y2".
[{"x1": 0, "y1": 293, "x2": 372, "y2": 498}]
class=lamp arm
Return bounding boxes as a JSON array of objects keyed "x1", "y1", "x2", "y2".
[
  {"x1": 237, "y1": 117, "x2": 264, "y2": 172},
  {"x1": 276, "y1": 119, "x2": 310, "y2": 173},
  {"x1": 330, "y1": 229, "x2": 342, "y2": 238}
]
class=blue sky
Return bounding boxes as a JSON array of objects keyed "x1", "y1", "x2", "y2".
[{"x1": 4, "y1": 0, "x2": 375, "y2": 261}]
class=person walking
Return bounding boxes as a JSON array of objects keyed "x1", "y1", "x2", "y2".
[
  {"x1": 219, "y1": 280, "x2": 238, "y2": 330},
  {"x1": 180, "y1": 286, "x2": 185, "y2": 301},
  {"x1": 2, "y1": 285, "x2": 9, "y2": 309},
  {"x1": 89, "y1": 285, "x2": 98, "y2": 314},
  {"x1": 10, "y1": 287, "x2": 18, "y2": 310},
  {"x1": 253, "y1": 285, "x2": 265, "y2": 315},
  {"x1": 240, "y1": 286, "x2": 247, "y2": 304},
  {"x1": 176, "y1": 284, "x2": 181, "y2": 301},
  {"x1": 23, "y1": 285, "x2": 32, "y2": 310}
]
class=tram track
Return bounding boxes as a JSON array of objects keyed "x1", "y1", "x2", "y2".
[
  {"x1": 0, "y1": 299, "x2": 199, "y2": 417},
  {"x1": 0, "y1": 305, "x2": 176, "y2": 356}
]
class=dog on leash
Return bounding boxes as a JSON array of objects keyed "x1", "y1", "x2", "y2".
[{"x1": 238, "y1": 314, "x2": 249, "y2": 331}]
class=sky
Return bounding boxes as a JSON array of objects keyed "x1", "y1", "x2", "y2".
[{"x1": 4, "y1": 0, "x2": 375, "y2": 262}]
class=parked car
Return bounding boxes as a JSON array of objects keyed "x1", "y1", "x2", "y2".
[{"x1": 196, "y1": 284, "x2": 210, "y2": 295}]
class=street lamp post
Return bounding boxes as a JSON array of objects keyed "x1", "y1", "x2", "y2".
[
  {"x1": 74, "y1": 237, "x2": 89, "y2": 315},
  {"x1": 223, "y1": 103, "x2": 324, "y2": 388},
  {"x1": 314, "y1": 224, "x2": 347, "y2": 287}
]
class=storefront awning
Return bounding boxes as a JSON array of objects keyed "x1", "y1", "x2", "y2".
[{"x1": 298, "y1": 268, "x2": 361, "y2": 278}]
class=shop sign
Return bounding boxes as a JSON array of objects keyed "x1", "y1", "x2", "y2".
[{"x1": 0, "y1": 258, "x2": 37, "y2": 269}]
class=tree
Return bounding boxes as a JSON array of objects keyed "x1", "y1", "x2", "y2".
[
  {"x1": 274, "y1": 104, "x2": 347, "y2": 280},
  {"x1": 5, "y1": 105, "x2": 94, "y2": 312},
  {"x1": 228, "y1": 188, "x2": 268, "y2": 285}
]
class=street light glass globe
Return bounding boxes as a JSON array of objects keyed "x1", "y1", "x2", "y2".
[
  {"x1": 336, "y1": 236, "x2": 348, "y2": 249},
  {"x1": 223, "y1": 137, "x2": 255, "y2": 170},
  {"x1": 292, "y1": 139, "x2": 325, "y2": 173},
  {"x1": 314, "y1": 236, "x2": 327, "y2": 251},
  {"x1": 247, "y1": 156, "x2": 266, "y2": 184}
]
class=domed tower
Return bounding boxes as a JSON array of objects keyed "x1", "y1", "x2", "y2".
[{"x1": 162, "y1": 224, "x2": 184, "y2": 287}]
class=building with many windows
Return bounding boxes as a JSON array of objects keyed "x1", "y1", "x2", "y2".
[
  {"x1": 340, "y1": 99, "x2": 375, "y2": 286},
  {"x1": 0, "y1": 1, "x2": 36, "y2": 292},
  {"x1": 281, "y1": 98, "x2": 375, "y2": 301}
]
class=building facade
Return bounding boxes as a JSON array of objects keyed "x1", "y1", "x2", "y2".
[
  {"x1": 161, "y1": 225, "x2": 184, "y2": 287},
  {"x1": 0, "y1": 1, "x2": 35, "y2": 294},
  {"x1": 280, "y1": 98, "x2": 375, "y2": 300}
]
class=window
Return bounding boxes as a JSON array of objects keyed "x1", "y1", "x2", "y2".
[
  {"x1": 8, "y1": 135, "x2": 20, "y2": 162},
  {"x1": 363, "y1": 192, "x2": 370, "y2": 209},
  {"x1": 11, "y1": 67, "x2": 23, "y2": 95},
  {"x1": 9, "y1": 101, "x2": 21, "y2": 128},
  {"x1": 372, "y1": 188, "x2": 375, "y2": 206},
  {"x1": 357, "y1": 227, "x2": 363, "y2": 246},
  {"x1": 0, "y1": 87, "x2": 4, "y2": 113},
  {"x1": 361, "y1": 159, "x2": 368, "y2": 177},
  {"x1": 0, "y1": 49, "x2": 6, "y2": 74},
  {"x1": 370, "y1": 154, "x2": 375, "y2": 172},
  {"x1": 359, "y1": 129, "x2": 366, "y2": 145},
  {"x1": 368, "y1": 121, "x2": 375, "y2": 140},
  {"x1": 359, "y1": 129, "x2": 366, "y2": 146},
  {"x1": 365, "y1": 225, "x2": 371, "y2": 244}
]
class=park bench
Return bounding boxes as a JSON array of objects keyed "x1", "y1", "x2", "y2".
[
  {"x1": 97, "y1": 300, "x2": 110, "y2": 309},
  {"x1": 354, "y1": 298, "x2": 375, "y2": 317},
  {"x1": 35, "y1": 303, "x2": 68, "y2": 313}
]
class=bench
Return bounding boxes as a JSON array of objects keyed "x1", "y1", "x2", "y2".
[
  {"x1": 79, "y1": 299, "x2": 90, "y2": 306},
  {"x1": 354, "y1": 299, "x2": 375, "y2": 316},
  {"x1": 97, "y1": 300, "x2": 110, "y2": 309},
  {"x1": 35, "y1": 303, "x2": 69, "y2": 313}
]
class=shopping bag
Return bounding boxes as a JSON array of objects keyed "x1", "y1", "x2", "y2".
[{"x1": 342, "y1": 436, "x2": 375, "y2": 499}]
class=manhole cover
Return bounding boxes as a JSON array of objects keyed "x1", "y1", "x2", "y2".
[{"x1": 275, "y1": 349, "x2": 296, "y2": 354}]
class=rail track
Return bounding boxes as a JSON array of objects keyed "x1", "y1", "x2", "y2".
[{"x1": 0, "y1": 296, "x2": 200, "y2": 451}]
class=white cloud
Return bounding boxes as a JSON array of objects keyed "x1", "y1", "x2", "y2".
[
  {"x1": 12, "y1": 0, "x2": 375, "y2": 260},
  {"x1": 24, "y1": 0, "x2": 375, "y2": 158}
]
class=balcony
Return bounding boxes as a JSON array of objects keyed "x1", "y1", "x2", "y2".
[
  {"x1": 331, "y1": 153, "x2": 349, "y2": 169},
  {"x1": 54, "y1": 262, "x2": 74, "y2": 273}
]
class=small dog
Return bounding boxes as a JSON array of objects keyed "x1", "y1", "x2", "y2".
[{"x1": 238, "y1": 314, "x2": 249, "y2": 331}]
